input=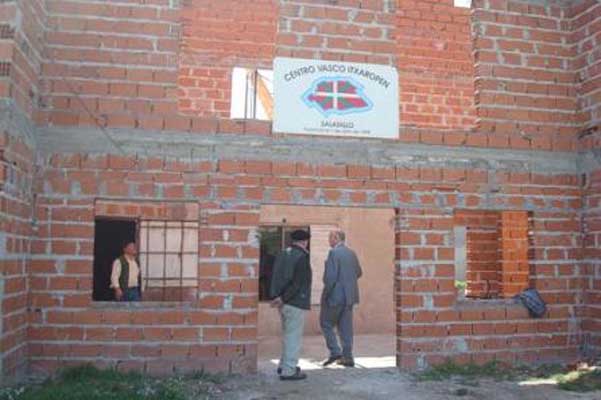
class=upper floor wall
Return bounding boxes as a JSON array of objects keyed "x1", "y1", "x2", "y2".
[{"x1": 5, "y1": 0, "x2": 601, "y2": 152}]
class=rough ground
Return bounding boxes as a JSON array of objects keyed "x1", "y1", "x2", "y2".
[{"x1": 214, "y1": 367, "x2": 601, "y2": 400}]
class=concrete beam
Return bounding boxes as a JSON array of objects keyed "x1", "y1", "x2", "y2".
[{"x1": 37, "y1": 125, "x2": 581, "y2": 175}]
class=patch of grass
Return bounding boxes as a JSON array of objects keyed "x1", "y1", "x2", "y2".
[
  {"x1": 555, "y1": 368, "x2": 601, "y2": 392},
  {"x1": 417, "y1": 360, "x2": 514, "y2": 382},
  {"x1": 421, "y1": 361, "x2": 601, "y2": 393},
  {"x1": 0, "y1": 364, "x2": 221, "y2": 400}
]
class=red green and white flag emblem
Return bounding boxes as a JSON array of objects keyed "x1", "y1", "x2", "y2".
[{"x1": 302, "y1": 77, "x2": 373, "y2": 117}]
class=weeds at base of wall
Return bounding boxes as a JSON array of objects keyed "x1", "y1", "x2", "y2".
[
  {"x1": 416, "y1": 359, "x2": 601, "y2": 392},
  {"x1": 0, "y1": 364, "x2": 230, "y2": 400}
]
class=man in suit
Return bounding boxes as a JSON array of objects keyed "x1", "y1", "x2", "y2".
[
  {"x1": 320, "y1": 230, "x2": 362, "y2": 367},
  {"x1": 269, "y1": 229, "x2": 312, "y2": 381}
]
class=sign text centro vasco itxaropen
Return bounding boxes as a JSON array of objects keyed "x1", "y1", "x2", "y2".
[{"x1": 273, "y1": 57, "x2": 399, "y2": 139}]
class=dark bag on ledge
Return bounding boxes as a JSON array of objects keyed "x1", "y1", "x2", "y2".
[{"x1": 518, "y1": 288, "x2": 547, "y2": 318}]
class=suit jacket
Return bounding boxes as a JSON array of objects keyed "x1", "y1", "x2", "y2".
[{"x1": 321, "y1": 244, "x2": 362, "y2": 306}]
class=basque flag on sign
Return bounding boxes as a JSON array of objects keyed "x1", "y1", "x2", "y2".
[{"x1": 302, "y1": 77, "x2": 373, "y2": 117}]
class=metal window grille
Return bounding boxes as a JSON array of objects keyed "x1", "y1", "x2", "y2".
[{"x1": 139, "y1": 221, "x2": 199, "y2": 300}]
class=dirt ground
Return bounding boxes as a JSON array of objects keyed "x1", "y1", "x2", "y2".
[
  {"x1": 210, "y1": 334, "x2": 601, "y2": 400},
  {"x1": 214, "y1": 367, "x2": 600, "y2": 400}
]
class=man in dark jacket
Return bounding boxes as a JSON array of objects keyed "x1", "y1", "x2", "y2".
[
  {"x1": 320, "y1": 230, "x2": 362, "y2": 367},
  {"x1": 269, "y1": 229, "x2": 312, "y2": 381}
]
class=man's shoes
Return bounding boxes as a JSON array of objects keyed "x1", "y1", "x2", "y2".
[
  {"x1": 279, "y1": 371, "x2": 307, "y2": 381},
  {"x1": 322, "y1": 355, "x2": 342, "y2": 367},
  {"x1": 337, "y1": 357, "x2": 355, "y2": 367},
  {"x1": 277, "y1": 366, "x2": 300, "y2": 375}
]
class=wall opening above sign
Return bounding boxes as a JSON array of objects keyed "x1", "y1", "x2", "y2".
[{"x1": 273, "y1": 57, "x2": 399, "y2": 139}]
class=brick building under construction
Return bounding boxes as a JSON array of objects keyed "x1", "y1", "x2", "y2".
[{"x1": 1, "y1": 0, "x2": 601, "y2": 380}]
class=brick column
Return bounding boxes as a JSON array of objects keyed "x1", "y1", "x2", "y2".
[{"x1": 498, "y1": 211, "x2": 530, "y2": 298}]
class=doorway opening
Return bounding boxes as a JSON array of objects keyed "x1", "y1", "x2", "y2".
[{"x1": 257, "y1": 205, "x2": 396, "y2": 372}]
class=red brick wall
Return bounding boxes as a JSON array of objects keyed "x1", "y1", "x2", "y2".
[
  {"x1": 498, "y1": 210, "x2": 531, "y2": 298},
  {"x1": 396, "y1": 172, "x2": 582, "y2": 369},
  {"x1": 0, "y1": 131, "x2": 35, "y2": 379},
  {"x1": 397, "y1": 0, "x2": 476, "y2": 129},
  {"x1": 583, "y1": 169, "x2": 601, "y2": 356},
  {"x1": 570, "y1": 0, "x2": 601, "y2": 132},
  {"x1": 472, "y1": 0, "x2": 579, "y2": 151},
  {"x1": 41, "y1": 0, "x2": 180, "y2": 129},
  {"x1": 28, "y1": 156, "x2": 258, "y2": 375},
  {"x1": 178, "y1": 0, "x2": 277, "y2": 117},
  {"x1": 455, "y1": 210, "x2": 501, "y2": 299},
  {"x1": 277, "y1": 0, "x2": 396, "y2": 65},
  {"x1": 0, "y1": 1, "x2": 16, "y2": 100},
  {"x1": 28, "y1": 152, "x2": 584, "y2": 373},
  {"x1": 0, "y1": 0, "x2": 45, "y2": 119}
]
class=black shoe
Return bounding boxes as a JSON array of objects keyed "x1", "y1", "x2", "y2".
[
  {"x1": 322, "y1": 355, "x2": 342, "y2": 367},
  {"x1": 337, "y1": 358, "x2": 355, "y2": 367},
  {"x1": 277, "y1": 366, "x2": 301, "y2": 375},
  {"x1": 280, "y1": 371, "x2": 307, "y2": 381}
]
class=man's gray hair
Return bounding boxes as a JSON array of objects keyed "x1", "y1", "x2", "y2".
[{"x1": 334, "y1": 230, "x2": 346, "y2": 242}]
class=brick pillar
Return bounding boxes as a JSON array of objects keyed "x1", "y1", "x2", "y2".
[{"x1": 498, "y1": 211, "x2": 530, "y2": 298}]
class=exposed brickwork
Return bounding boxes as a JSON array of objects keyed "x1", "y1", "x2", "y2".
[
  {"x1": 26, "y1": 151, "x2": 583, "y2": 374},
  {"x1": 455, "y1": 210, "x2": 501, "y2": 298},
  {"x1": 277, "y1": 0, "x2": 396, "y2": 65},
  {"x1": 0, "y1": 130, "x2": 35, "y2": 379},
  {"x1": 583, "y1": 168, "x2": 601, "y2": 357},
  {"x1": 570, "y1": 0, "x2": 601, "y2": 132},
  {"x1": 10, "y1": 0, "x2": 45, "y2": 118},
  {"x1": 472, "y1": 0, "x2": 579, "y2": 151},
  {"x1": 498, "y1": 210, "x2": 531, "y2": 298},
  {"x1": 398, "y1": 203, "x2": 582, "y2": 369},
  {"x1": 178, "y1": 0, "x2": 277, "y2": 117},
  {"x1": 397, "y1": 0, "x2": 476, "y2": 129},
  {"x1": 29, "y1": 157, "x2": 259, "y2": 375},
  {"x1": 2, "y1": 0, "x2": 601, "y2": 381},
  {"x1": 41, "y1": 0, "x2": 180, "y2": 128}
]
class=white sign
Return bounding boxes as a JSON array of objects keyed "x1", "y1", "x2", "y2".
[{"x1": 273, "y1": 57, "x2": 399, "y2": 139}]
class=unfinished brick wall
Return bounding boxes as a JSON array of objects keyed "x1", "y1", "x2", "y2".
[
  {"x1": 454, "y1": 210, "x2": 501, "y2": 299},
  {"x1": 570, "y1": 0, "x2": 601, "y2": 132},
  {"x1": 0, "y1": 0, "x2": 45, "y2": 119},
  {"x1": 583, "y1": 169, "x2": 601, "y2": 357},
  {"x1": 28, "y1": 156, "x2": 259, "y2": 375},
  {"x1": 498, "y1": 210, "x2": 531, "y2": 298},
  {"x1": 10, "y1": 0, "x2": 46, "y2": 119},
  {"x1": 178, "y1": 0, "x2": 277, "y2": 117},
  {"x1": 396, "y1": 171, "x2": 582, "y2": 369},
  {"x1": 1, "y1": 0, "x2": 601, "y2": 380},
  {"x1": 472, "y1": 0, "x2": 579, "y2": 151},
  {"x1": 26, "y1": 149, "x2": 584, "y2": 374},
  {"x1": 41, "y1": 0, "x2": 180, "y2": 129},
  {"x1": 277, "y1": 0, "x2": 396, "y2": 65},
  {"x1": 0, "y1": 130, "x2": 35, "y2": 379},
  {"x1": 0, "y1": 1, "x2": 16, "y2": 99},
  {"x1": 397, "y1": 0, "x2": 476, "y2": 130}
]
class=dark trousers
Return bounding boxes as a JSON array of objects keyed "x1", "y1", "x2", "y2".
[
  {"x1": 320, "y1": 304, "x2": 354, "y2": 359},
  {"x1": 122, "y1": 287, "x2": 141, "y2": 302}
]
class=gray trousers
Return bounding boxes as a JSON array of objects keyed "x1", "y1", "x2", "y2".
[
  {"x1": 279, "y1": 304, "x2": 305, "y2": 376},
  {"x1": 320, "y1": 304, "x2": 354, "y2": 359}
]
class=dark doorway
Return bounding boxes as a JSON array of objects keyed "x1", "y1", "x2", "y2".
[{"x1": 93, "y1": 218, "x2": 137, "y2": 301}]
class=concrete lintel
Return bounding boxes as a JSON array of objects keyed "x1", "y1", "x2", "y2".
[{"x1": 37, "y1": 125, "x2": 581, "y2": 175}]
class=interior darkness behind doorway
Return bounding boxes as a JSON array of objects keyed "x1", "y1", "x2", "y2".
[{"x1": 93, "y1": 218, "x2": 137, "y2": 301}]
